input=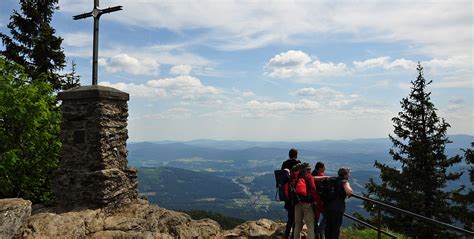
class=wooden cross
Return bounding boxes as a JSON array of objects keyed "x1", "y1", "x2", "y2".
[{"x1": 73, "y1": 0, "x2": 122, "y2": 85}]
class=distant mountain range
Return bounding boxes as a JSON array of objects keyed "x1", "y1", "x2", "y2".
[
  {"x1": 133, "y1": 134, "x2": 473, "y2": 152},
  {"x1": 128, "y1": 134, "x2": 473, "y2": 173},
  {"x1": 130, "y1": 135, "x2": 472, "y2": 221}
]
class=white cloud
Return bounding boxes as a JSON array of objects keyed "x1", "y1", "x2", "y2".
[
  {"x1": 99, "y1": 54, "x2": 160, "y2": 76},
  {"x1": 295, "y1": 99, "x2": 320, "y2": 110},
  {"x1": 242, "y1": 91, "x2": 256, "y2": 97},
  {"x1": 267, "y1": 50, "x2": 312, "y2": 68},
  {"x1": 62, "y1": 32, "x2": 92, "y2": 47},
  {"x1": 354, "y1": 57, "x2": 416, "y2": 71},
  {"x1": 385, "y1": 58, "x2": 417, "y2": 70},
  {"x1": 241, "y1": 99, "x2": 321, "y2": 118},
  {"x1": 59, "y1": 1, "x2": 472, "y2": 58},
  {"x1": 246, "y1": 100, "x2": 294, "y2": 111},
  {"x1": 295, "y1": 87, "x2": 346, "y2": 100},
  {"x1": 265, "y1": 50, "x2": 348, "y2": 79},
  {"x1": 170, "y1": 65, "x2": 192, "y2": 75},
  {"x1": 147, "y1": 75, "x2": 220, "y2": 98},
  {"x1": 101, "y1": 75, "x2": 220, "y2": 100},
  {"x1": 353, "y1": 56, "x2": 472, "y2": 73},
  {"x1": 131, "y1": 108, "x2": 194, "y2": 121},
  {"x1": 353, "y1": 57, "x2": 390, "y2": 70},
  {"x1": 432, "y1": 76, "x2": 473, "y2": 89},
  {"x1": 100, "y1": 82, "x2": 166, "y2": 98},
  {"x1": 423, "y1": 55, "x2": 471, "y2": 70},
  {"x1": 64, "y1": 42, "x2": 214, "y2": 70},
  {"x1": 294, "y1": 87, "x2": 361, "y2": 109}
]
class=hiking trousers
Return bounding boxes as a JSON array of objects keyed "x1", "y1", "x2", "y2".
[
  {"x1": 294, "y1": 202, "x2": 315, "y2": 239},
  {"x1": 325, "y1": 210, "x2": 343, "y2": 239},
  {"x1": 285, "y1": 206, "x2": 295, "y2": 239}
]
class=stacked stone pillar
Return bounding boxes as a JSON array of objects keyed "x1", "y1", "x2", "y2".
[{"x1": 54, "y1": 85, "x2": 137, "y2": 209}]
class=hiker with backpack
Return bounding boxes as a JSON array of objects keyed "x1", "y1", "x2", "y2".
[
  {"x1": 280, "y1": 148, "x2": 301, "y2": 239},
  {"x1": 324, "y1": 167, "x2": 353, "y2": 239},
  {"x1": 312, "y1": 162, "x2": 327, "y2": 239},
  {"x1": 293, "y1": 162, "x2": 320, "y2": 239}
]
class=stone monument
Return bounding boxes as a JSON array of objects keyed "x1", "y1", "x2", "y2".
[{"x1": 53, "y1": 85, "x2": 138, "y2": 209}]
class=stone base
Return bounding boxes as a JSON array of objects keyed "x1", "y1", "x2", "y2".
[{"x1": 54, "y1": 168, "x2": 138, "y2": 209}]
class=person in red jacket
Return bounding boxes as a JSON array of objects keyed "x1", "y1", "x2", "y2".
[
  {"x1": 293, "y1": 162, "x2": 319, "y2": 239},
  {"x1": 312, "y1": 162, "x2": 327, "y2": 239}
]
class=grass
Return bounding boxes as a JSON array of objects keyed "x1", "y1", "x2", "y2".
[{"x1": 340, "y1": 226, "x2": 408, "y2": 239}]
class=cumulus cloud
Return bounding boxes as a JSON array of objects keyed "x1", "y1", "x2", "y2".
[
  {"x1": 100, "y1": 75, "x2": 220, "y2": 100},
  {"x1": 147, "y1": 75, "x2": 220, "y2": 98},
  {"x1": 170, "y1": 65, "x2": 192, "y2": 75},
  {"x1": 99, "y1": 54, "x2": 160, "y2": 75},
  {"x1": 386, "y1": 59, "x2": 417, "y2": 70},
  {"x1": 353, "y1": 57, "x2": 416, "y2": 71},
  {"x1": 265, "y1": 50, "x2": 348, "y2": 79}
]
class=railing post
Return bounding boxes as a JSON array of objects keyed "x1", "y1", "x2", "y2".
[{"x1": 377, "y1": 208, "x2": 382, "y2": 239}]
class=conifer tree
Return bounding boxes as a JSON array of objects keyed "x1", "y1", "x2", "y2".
[
  {"x1": 452, "y1": 143, "x2": 474, "y2": 231},
  {"x1": 0, "y1": 0, "x2": 79, "y2": 91},
  {"x1": 63, "y1": 60, "x2": 81, "y2": 89},
  {"x1": 365, "y1": 63, "x2": 462, "y2": 237}
]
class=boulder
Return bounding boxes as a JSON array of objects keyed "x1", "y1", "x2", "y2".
[{"x1": 0, "y1": 198, "x2": 32, "y2": 239}]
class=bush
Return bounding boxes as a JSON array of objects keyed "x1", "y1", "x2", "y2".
[{"x1": 0, "y1": 58, "x2": 61, "y2": 204}]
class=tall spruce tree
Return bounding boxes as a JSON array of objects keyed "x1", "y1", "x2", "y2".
[
  {"x1": 0, "y1": 0, "x2": 79, "y2": 91},
  {"x1": 452, "y1": 143, "x2": 474, "y2": 231},
  {"x1": 365, "y1": 63, "x2": 463, "y2": 238}
]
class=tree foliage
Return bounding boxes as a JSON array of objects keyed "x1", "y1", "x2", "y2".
[
  {"x1": 183, "y1": 209, "x2": 245, "y2": 230},
  {"x1": 452, "y1": 143, "x2": 474, "y2": 231},
  {"x1": 0, "y1": 0, "x2": 79, "y2": 91},
  {"x1": 365, "y1": 63, "x2": 463, "y2": 238},
  {"x1": 0, "y1": 58, "x2": 61, "y2": 204}
]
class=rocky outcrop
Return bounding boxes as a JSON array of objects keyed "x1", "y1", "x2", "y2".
[
  {"x1": 0, "y1": 198, "x2": 32, "y2": 239},
  {"x1": 1, "y1": 198, "x2": 295, "y2": 238},
  {"x1": 22, "y1": 199, "x2": 222, "y2": 238},
  {"x1": 224, "y1": 219, "x2": 286, "y2": 238}
]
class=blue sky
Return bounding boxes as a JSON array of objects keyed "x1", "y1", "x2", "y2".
[{"x1": 1, "y1": 0, "x2": 472, "y2": 141}]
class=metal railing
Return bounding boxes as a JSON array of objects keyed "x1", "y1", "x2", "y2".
[{"x1": 342, "y1": 193, "x2": 474, "y2": 239}]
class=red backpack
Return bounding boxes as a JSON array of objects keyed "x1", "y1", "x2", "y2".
[
  {"x1": 295, "y1": 177, "x2": 308, "y2": 196},
  {"x1": 284, "y1": 171, "x2": 313, "y2": 203}
]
